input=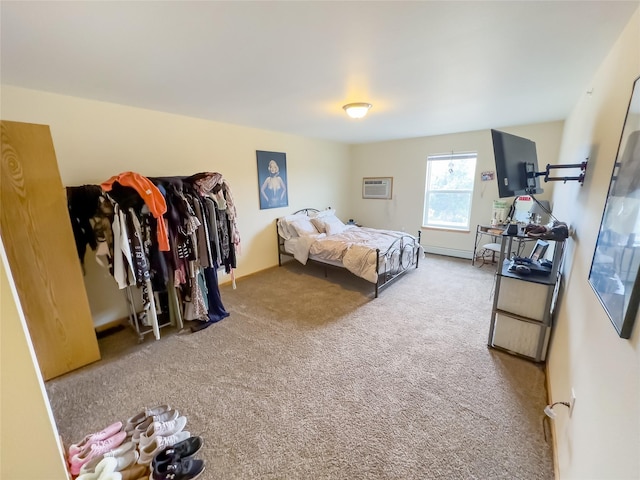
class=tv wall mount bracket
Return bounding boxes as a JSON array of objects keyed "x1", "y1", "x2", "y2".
[{"x1": 526, "y1": 159, "x2": 588, "y2": 187}]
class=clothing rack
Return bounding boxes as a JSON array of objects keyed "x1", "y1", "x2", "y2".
[{"x1": 67, "y1": 171, "x2": 239, "y2": 341}]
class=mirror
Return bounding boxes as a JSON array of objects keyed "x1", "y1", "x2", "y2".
[{"x1": 588, "y1": 76, "x2": 640, "y2": 339}]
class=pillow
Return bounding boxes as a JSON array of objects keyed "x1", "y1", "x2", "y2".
[
  {"x1": 310, "y1": 208, "x2": 337, "y2": 219},
  {"x1": 313, "y1": 215, "x2": 348, "y2": 235},
  {"x1": 289, "y1": 217, "x2": 319, "y2": 237},
  {"x1": 282, "y1": 213, "x2": 310, "y2": 222},
  {"x1": 277, "y1": 218, "x2": 292, "y2": 240},
  {"x1": 277, "y1": 213, "x2": 309, "y2": 240},
  {"x1": 325, "y1": 216, "x2": 348, "y2": 235},
  {"x1": 310, "y1": 209, "x2": 337, "y2": 233}
]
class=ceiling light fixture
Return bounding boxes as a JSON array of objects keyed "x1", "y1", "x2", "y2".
[{"x1": 343, "y1": 102, "x2": 372, "y2": 119}]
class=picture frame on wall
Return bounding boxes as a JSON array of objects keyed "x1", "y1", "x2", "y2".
[
  {"x1": 257, "y1": 150, "x2": 288, "y2": 210},
  {"x1": 588, "y1": 76, "x2": 640, "y2": 339}
]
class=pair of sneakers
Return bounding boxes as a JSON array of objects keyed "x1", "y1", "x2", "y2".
[
  {"x1": 75, "y1": 457, "x2": 122, "y2": 480},
  {"x1": 131, "y1": 410, "x2": 181, "y2": 444},
  {"x1": 151, "y1": 436, "x2": 205, "y2": 480},
  {"x1": 136, "y1": 416, "x2": 189, "y2": 465},
  {"x1": 68, "y1": 421, "x2": 124, "y2": 459},
  {"x1": 140, "y1": 415, "x2": 188, "y2": 447},
  {"x1": 79, "y1": 441, "x2": 139, "y2": 475},
  {"x1": 76, "y1": 457, "x2": 148, "y2": 480},
  {"x1": 68, "y1": 429, "x2": 128, "y2": 476},
  {"x1": 125, "y1": 405, "x2": 173, "y2": 437}
]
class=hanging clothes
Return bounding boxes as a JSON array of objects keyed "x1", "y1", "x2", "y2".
[
  {"x1": 66, "y1": 170, "x2": 239, "y2": 341},
  {"x1": 185, "y1": 192, "x2": 212, "y2": 269},
  {"x1": 188, "y1": 172, "x2": 241, "y2": 255},
  {"x1": 111, "y1": 205, "x2": 135, "y2": 289},
  {"x1": 128, "y1": 209, "x2": 160, "y2": 340},
  {"x1": 66, "y1": 185, "x2": 105, "y2": 266},
  {"x1": 202, "y1": 266, "x2": 230, "y2": 323},
  {"x1": 101, "y1": 171, "x2": 170, "y2": 251}
]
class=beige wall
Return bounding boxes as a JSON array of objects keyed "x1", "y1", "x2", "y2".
[
  {"x1": 0, "y1": 239, "x2": 70, "y2": 479},
  {"x1": 349, "y1": 122, "x2": 562, "y2": 257},
  {"x1": 548, "y1": 8, "x2": 640, "y2": 479},
  {"x1": 1, "y1": 86, "x2": 351, "y2": 326}
]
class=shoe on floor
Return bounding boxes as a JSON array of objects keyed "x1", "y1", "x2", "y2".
[
  {"x1": 113, "y1": 450, "x2": 139, "y2": 472},
  {"x1": 81, "y1": 442, "x2": 137, "y2": 475},
  {"x1": 190, "y1": 319, "x2": 215, "y2": 333},
  {"x1": 151, "y1": 436, "x2": 203, "y2": 472},
  {"x1": 80, "y1": 454, "x2": 106, "y2": 475},
  {"x1": 81, "y1": 448, "x2": 138, "y2": 475},
  {"x1": 68, "y1": 421, "x2": 124, "y2": 458},
  {"x1": 104, "y1": 441, "x2": 136, "y2": 459},
  {"x1": 124, "y1": 405, "x2": 172, "y2": 433},
  {"x1": 139, "y1": 416, "x2": 188, "y2": 448},
  {"x1": 151, "y1": 458, "x2": 204, "y2": 480},
  {"x1": 119, "y1": 464, "x2": 148, "y2": 480},
  {"x1": 75, "y1": 457, "x2": 122, "y2": 480},
  {"x1": 70, "y1": 431, "x2": 127, "y2": 475},
  {"x1": 137, "y1": 431, "x2": 190, "y2": 466},
  {"x1": 132, "y1": 410, "x2": 180, "y2": 444}
]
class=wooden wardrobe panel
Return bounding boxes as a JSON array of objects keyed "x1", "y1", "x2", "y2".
[{"x1": 1, "y1": 120, "x2": 100, "y2": 380}]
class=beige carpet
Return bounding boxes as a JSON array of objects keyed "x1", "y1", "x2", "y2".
[{"x1": 46, "y1": 255, "x2": 554, "y2": 479}]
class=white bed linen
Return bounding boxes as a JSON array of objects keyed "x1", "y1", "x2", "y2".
[
  {"x1": 283, "y1": 234, "x2": 325, "y2": 264},
  {"x1": 284, "y1": 237, "x2": 344, "y2": 267},
  {"x1": 286, "y1": 227, "x2": 421, "y2": 283}
]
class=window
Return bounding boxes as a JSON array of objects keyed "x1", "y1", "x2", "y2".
[{"x1": 423, "y1": 152, "x2": 477, "y2": 230}]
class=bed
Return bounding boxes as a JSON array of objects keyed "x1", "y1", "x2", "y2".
[{"x1": 277, "y1": 208, "x2": 423, "y2": 297}]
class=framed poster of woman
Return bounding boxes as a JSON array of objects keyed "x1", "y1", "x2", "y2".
[{"x1": 257, "y1": 150, "x2": 288, "y2": 209}]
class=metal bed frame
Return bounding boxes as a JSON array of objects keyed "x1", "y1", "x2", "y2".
[{"x1": 277, "y1": 208, "x2": 422, "y2": 298}]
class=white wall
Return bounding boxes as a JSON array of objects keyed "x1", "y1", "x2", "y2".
[
  {"x1": 548, "y1": 8, "x2": 640, "y2": 479},
  {"x1": 349, "y1": 122, "x2": 562, "y2": 258},
  {"x1": 1, "y1": 86, "x2": 351, "y2": 326}
]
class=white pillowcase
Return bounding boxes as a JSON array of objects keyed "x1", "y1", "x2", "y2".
[
  {"x1": 310, "y1": 209, "x2": 337, "y2": 219},
  {"x1": 310, "y1": 217, "x2": 325, "y2": 233},
  {"x1": 313, "y1": 215, "x2": 348, "y2": 235},
  {"x1": 310, "y1": 209, "x2": 336, "y2": 233},
  {"x1": 277, "y1": 213, "x2": 310, "y2": 240},
  {"x1": 278, "y1": 210, "x2": 338, "y2": 239},
  {"x1": 289, "y1": 217, "x2": 319, "y2": 236}
]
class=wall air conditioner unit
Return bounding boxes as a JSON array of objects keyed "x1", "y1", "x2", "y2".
[{"x1": 362, "y1": 177, "x2": 393, "y2": 199}]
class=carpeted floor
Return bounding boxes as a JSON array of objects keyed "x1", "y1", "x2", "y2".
[{"x1": 46, "y1": 255, "x2": 554, "y2": 479}]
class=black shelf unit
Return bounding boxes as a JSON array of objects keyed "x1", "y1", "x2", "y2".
[{"x1": 487, "y1": 233, "x2": 565, "y2": 363}]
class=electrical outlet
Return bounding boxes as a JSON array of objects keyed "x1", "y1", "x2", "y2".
[{"x1": 570, "y1": 388, "x2": 576, "y2": 417}]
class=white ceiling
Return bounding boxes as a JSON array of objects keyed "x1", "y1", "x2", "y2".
[{"x1": 1, "y1": 1, "x2": 638, "y2": 144}]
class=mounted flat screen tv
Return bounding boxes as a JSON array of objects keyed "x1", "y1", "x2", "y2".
[{"x1": 491, "y1": 129, "x2": 544, "y2": 198}]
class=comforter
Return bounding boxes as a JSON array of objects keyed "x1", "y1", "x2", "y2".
[{"x1": 290, "y1": 227, "x2": 421, "y2": 283}]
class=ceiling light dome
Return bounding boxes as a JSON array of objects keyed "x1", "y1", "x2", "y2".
[{"x1": 343, "y1": 102, "x2": 372, "y2": 119}]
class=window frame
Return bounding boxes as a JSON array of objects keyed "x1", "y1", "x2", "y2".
[{"x1": 423, "y1": 152, "x2": 478, "y2": 231}]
